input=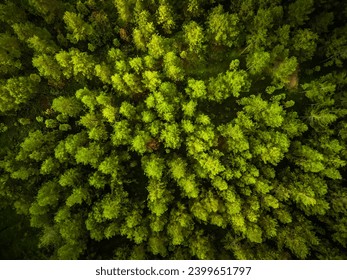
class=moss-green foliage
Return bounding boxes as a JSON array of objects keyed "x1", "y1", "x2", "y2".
[{"x1": 0, "y1": 0, "x2": 347, "y2": 260}]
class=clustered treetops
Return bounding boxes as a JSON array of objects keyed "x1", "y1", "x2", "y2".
[{"x1": 0, "y1": 0, "x2": 347, "y2": 259}]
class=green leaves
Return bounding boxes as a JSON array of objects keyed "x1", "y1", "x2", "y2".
[
  {"x1": 131, "y1": 130, "x2": 151, "y2": 154},
  {"x1": 0, "y1": 33, "x2": 22, "y2": 74},
  {"x1": 147, "y1": 179, "x2": 173, "y2": 216},
  {"x1": 291, "y1": 142, "x2": 325, "y2": 173},
  {"x1": 98, "y1": 154, "x2": 121, "y2": 179},
  {"x1": 288, "y1": 0, "x2": 314, "y2": 26},
  {"x1": 246, "y1": 50, "x2": 271, "y2": 75},
  {"x1": 0, "y1": 75, "x2": 40, "y2": 112},
  {"x1": 196, "y1": 152, "x2": 225, "y2": 178},
  {"x1": 32, "y1": 54, "x2": 62, "y2": 81},
  {"x1": 184, "y1": 21, "x2": 206, "y2": 54},
  {"x1": 101, "y1": 191, "x2": 128, "y2": 220},
  {"x1": 207, "y1": 5, "x2": 239, "y2": 47},
  {"x1": 207, "y1": 62, "x2": 250, "y2": 101},
  {"x1": 163, "y1": 52, "x2": 184, "y2": 81},
  {"x1": 185, "y1": 79, "x2": 207, "y2": 99},
  {"x1": 40, "y1": 157, "x2": 60, "y2": 175},
  {"x1": 59, "y1": 168, "x2": 81, "y2": 188},
  {"x1": 167, "y1": 203, "x2": 194, "y2": 245},
  {"x1": 156, "y1": 1, "x2": 175, "y2": 34},
  {"x1": 160, "y1": 123, "x2": 181, "y2": 149},
  {"x1": 0, "y1": 0, "x2": 346, "y2": 261},
  {"x1": 52, "y1": 96, "x2": 83, "y2": 117},
  {"x1": 147, "y1": 35, "x2": 167, "y2": 59},
  {"x1": 178, "y1": 173, "x2": 199, "y2": 198},
  {"x1": 63, "y1": 11, "x2": 95, "y2": 43},
  {"x1": 189, "y1": 230, "x2": 215, "y2": 259},
  {"x1": 142, "y1": 71, "x2": 161, "y2": 92},
  {"x1": 292, "y1": 29, "x2": 318, "y2": 61},
  {"x1": 239, "y1": 95, "x2": 285, "y2": 128},
  {"x1": 272, "y1": 56, "x2": 298, "y2": 85},
  {"x1": 142, "y1": 154, "x2": 165, "y2": 180},
  {"x1": 75, "y1": 142, "x2": 105, "y2": 168},
  {"x1": 112, "y1": 120, "x2": 133, "y2": 146},
  {"x1": 168, "y1": 157, "x2": 187, "y2": 181},
  {"x1": 66, "y1": 187, "x2": 89, "y2": 207}
]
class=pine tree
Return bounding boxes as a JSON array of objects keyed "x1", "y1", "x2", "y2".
[{"x1": 1, "y1": 0, "x2": 346, "y2": 261}]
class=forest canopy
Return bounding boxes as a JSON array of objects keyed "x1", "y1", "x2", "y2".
[{"x1": 0, "y1": 0, "x2": 347, "y2": 260}]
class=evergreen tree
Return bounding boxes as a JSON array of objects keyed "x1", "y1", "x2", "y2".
[{"x1": 0, "y1": 0, "x2": 346, "y2": 260}]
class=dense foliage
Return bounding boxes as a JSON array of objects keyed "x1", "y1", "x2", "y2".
[{"x1": 0, "y1": 0, "x2": 347, "y2": 260}]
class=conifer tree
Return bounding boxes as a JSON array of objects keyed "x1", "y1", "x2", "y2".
[{"x1": 0, "y1": 0, "x2": 346, "y2": 260}]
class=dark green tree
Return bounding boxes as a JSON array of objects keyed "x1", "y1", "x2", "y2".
[{"x1": 0, "y1": 0, "x2": 346, "y2": 260}]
